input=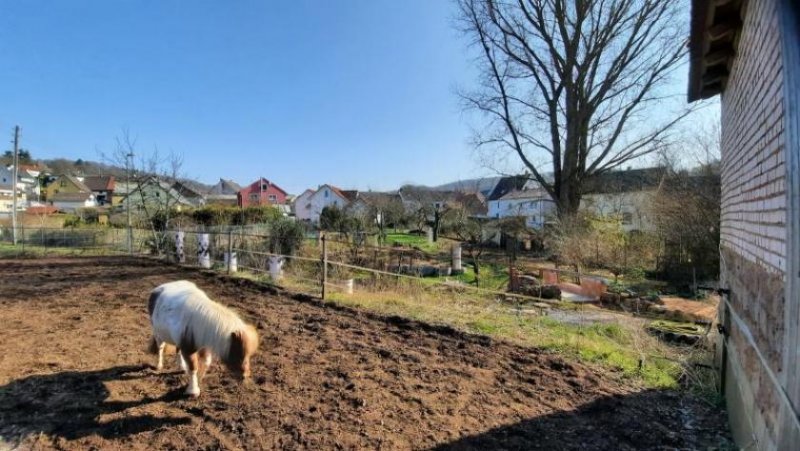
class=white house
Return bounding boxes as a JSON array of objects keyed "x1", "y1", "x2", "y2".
[
  {"x1": 50, "y1": 192, "x2": 97, "y2": 212},
  {"x1": 0, "y1": 166, "x2": 29, "y2": 215},
  {"x1": 17, "y1": 165, "x2": 41, "y2": 201},
  {"x1": 0, "y1": 186, "x2": 26, "y2": 215},
  {"x1": 292, "y1": 189, "x2": 315, "y2": 221},
  {"x1": 580, "y1": 167, "x2": 666, "y2": 233},
  {"x1": 581, "y1": 191, "x2": 657, "y2": 232},
  {"x1": 488, "y1": 188, "x2": 556, "y2": 229},
  {"x1": 0, "y1": 166, "x2": 28, "y2": 192},
  {"x1": 294, "y1": 185, "x2": 355, "y2": 223}
]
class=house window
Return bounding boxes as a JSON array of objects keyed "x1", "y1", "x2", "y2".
[
  {"x1": 622, "y1": 212, "x2": 633, "y2": 225},
  {"x1": 249, "y1": 193, "x2": 259, "y2": 202},
  {"x1": 261, "y1": 184, "x2": 268, "y2": 190},
  {"x1": 60, "y1": 180, "x2": 66, "y2": 187},
  {"x1": 324, "y1": 190, "x2": 329, "y2": 198},
  {"x1": 268, "y1": 194, "x2": 277, "y2": 203}
]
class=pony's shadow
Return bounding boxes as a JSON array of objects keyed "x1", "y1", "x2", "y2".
[{"x1": 0, "y1": 364, "x2": 191, "y2": 444}]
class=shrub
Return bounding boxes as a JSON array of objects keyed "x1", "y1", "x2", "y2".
[
  {"x1": 63, "y1": 215, "x2": 82, "y2": 228},
  {"x1": 191, "y1": 206, "x2": 235, "y2": 226},
  {"x1": 624, "y1": 266, "x2": 646, "y2": 282},
  {"x1": 235, "y1": 206, "x2": 282, "y2": 225},
  {"x1": 319, "y1": 205, "x2": 346, "y2": 231},
  {"x1": 79, "y1": 208, "x2": 100, "y2": 224},
  {"x1": 268, "y1": 218, "x2": 306, "y2": 255}
]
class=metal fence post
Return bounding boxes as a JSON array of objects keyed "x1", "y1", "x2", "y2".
[
  {"x1": 321, "y1": 233, "x2": 327, "y2": 300},
  {"x1": 20, "y1": 224, "x2": 25, "y2": 256}
]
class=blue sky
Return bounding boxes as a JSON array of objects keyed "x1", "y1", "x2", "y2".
[
  {"x1": 0, "y1": 0, "x2": 482, "y2": 194},
  {"x1": 0, "y1": 1, "x2": 711, "y2": 195}
]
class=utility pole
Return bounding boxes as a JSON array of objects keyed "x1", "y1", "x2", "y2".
[
  {"x1": 11, "y1": 126, "x2": 20, "y2": 246},
  {"x1": 126, "y1": 152, "x2": 134, "y2": 254}
]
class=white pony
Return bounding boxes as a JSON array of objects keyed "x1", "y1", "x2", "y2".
[{"x1": 148, "y1": 280, "x2": 259, "y2": 397}]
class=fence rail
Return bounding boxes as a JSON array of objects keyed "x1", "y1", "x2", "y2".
[{"x1": 0, "y1": 226, "x2": 609, "y2": 302}]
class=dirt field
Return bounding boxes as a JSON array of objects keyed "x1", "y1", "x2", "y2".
[{"x1": 0, "y1": 257, "x2": 730, "y2": 450}]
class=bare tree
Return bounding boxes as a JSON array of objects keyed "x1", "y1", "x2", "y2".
[
  {"x1": 352, "y1": 193, "x2": 406, "y2": 244},
  {"x1": 457, "y1": 0, "x2": 692, "y2": 217},
  {"x1": 102, "y1": 129, "x2": 185, "y2": 254},
  {"x1": 449, "y1": 208, "x2": 492, "y2": 285},
  {"x1": 650, "y1": 126, "x2": 721, "y2": 283},
  {"x1": 399, "y1": 186, "x2": 457, "y2": 242}
]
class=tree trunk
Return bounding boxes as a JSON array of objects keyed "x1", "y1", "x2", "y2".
[
  {"x1": 433, "y1": 210, "x2": 440, "y2": 242},
  {"x1": 557, "y1": 177, "x2": 582, "y2": 218},
  {"x1": 472, "y1": 252, "x2": 480, "y2": 287}
]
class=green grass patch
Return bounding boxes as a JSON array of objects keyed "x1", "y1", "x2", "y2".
[
  {"x1": 385, "y1": 232, "x2": 439, "y2": 253},
  {"x1": 451, "y1": 263, "x2": 510, "y2": 290},
  {"x1": 320, "y1": 281, "x2": 685, "y2": 389}
]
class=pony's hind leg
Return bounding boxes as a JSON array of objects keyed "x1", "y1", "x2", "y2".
[
  {"x1": 181, "y1": 349, "x2": 201, "y2": 397},
  {"x1": 198, "y1": 349, "x2": 212, "y2": 380},
  {"x1": 176, "y1": 348, "x2": 189, "y2": 373}
]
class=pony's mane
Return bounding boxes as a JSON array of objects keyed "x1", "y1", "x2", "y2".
[{"x1": 182, "y1": 289, "x2": 249, "y2": 361}]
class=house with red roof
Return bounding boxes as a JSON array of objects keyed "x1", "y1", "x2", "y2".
[
  {"x1": 83, "y1": 175, "x2": 116, "y2": 206},
  {"x1": 237, "y1": 177, "x2": 288, "y2": 208}
]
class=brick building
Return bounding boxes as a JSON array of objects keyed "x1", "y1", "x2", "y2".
[
  {"x1": 237, "y1": 177, "x2": 288, "y2": 208},
  {"x1": 688, "y1": 0, "x2": 799, "y2": 449}
]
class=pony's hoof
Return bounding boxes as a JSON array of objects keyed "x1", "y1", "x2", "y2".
[{"x1": 185, "y1": 388, "x2": 200, "y2": 397}]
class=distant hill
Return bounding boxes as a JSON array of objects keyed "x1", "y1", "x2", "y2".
[
  {"x1": 41, "y1": 158, "x2": 128, "y2": 178},
  {"x1": 35, "y1": 158, "x2": 213, "y2": 193}
]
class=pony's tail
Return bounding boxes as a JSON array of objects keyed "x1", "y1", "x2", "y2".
[{"x1": 147, "y1": 336, "x2": 159, "y2": 355}]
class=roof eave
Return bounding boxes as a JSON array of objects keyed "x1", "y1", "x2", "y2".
[{"x1": 687, "y1": 0, "x2": 746, "y2": 102}]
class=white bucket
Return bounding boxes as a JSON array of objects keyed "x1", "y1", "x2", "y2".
[
  {"x1": 224, "y1": 252, "x2": 238, "y2": 272},
  {"x1": 197, "y1": 233, "x2": 211, "y2": 269},
  {"x1": 268, "y1": 256, "x2": 284, "y2": 281}
]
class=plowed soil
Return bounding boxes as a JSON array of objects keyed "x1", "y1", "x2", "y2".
[{"x1": 0, "y1": 257, "x2": 730, "y2": 450}]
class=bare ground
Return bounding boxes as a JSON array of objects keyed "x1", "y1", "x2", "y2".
[{"x1": 0, "y1": 257, "x2": 730, "y2": 450}]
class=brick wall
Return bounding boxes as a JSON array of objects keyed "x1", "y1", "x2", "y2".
[
  {"x1": 720, "y1": 0, "x2": 786, "y2": 361},
  {"x1": 718, "y1": 0, "x2": 792, "y2": 448},
  {"x1": 720, "y1": 0, "x2": 787, "y2": 274}
]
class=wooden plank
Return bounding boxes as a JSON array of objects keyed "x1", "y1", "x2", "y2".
[{"x1": 779, "y1": 0, "x2": 800, "y2": 421}]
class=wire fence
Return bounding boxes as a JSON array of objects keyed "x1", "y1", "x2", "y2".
[{"x1": 0, "y1": 225, "x2": 716, "y2": 390}]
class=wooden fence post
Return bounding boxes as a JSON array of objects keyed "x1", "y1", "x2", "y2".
[
  {"x1": 127, "y1": 226, "x2": 133, "y2": 255},
  {"x1": 227, "y1": 229, "x2": 234, "y2": 274},
  {"x1": 321, "y1": 233, "x2": 328, "y2": 300}
]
